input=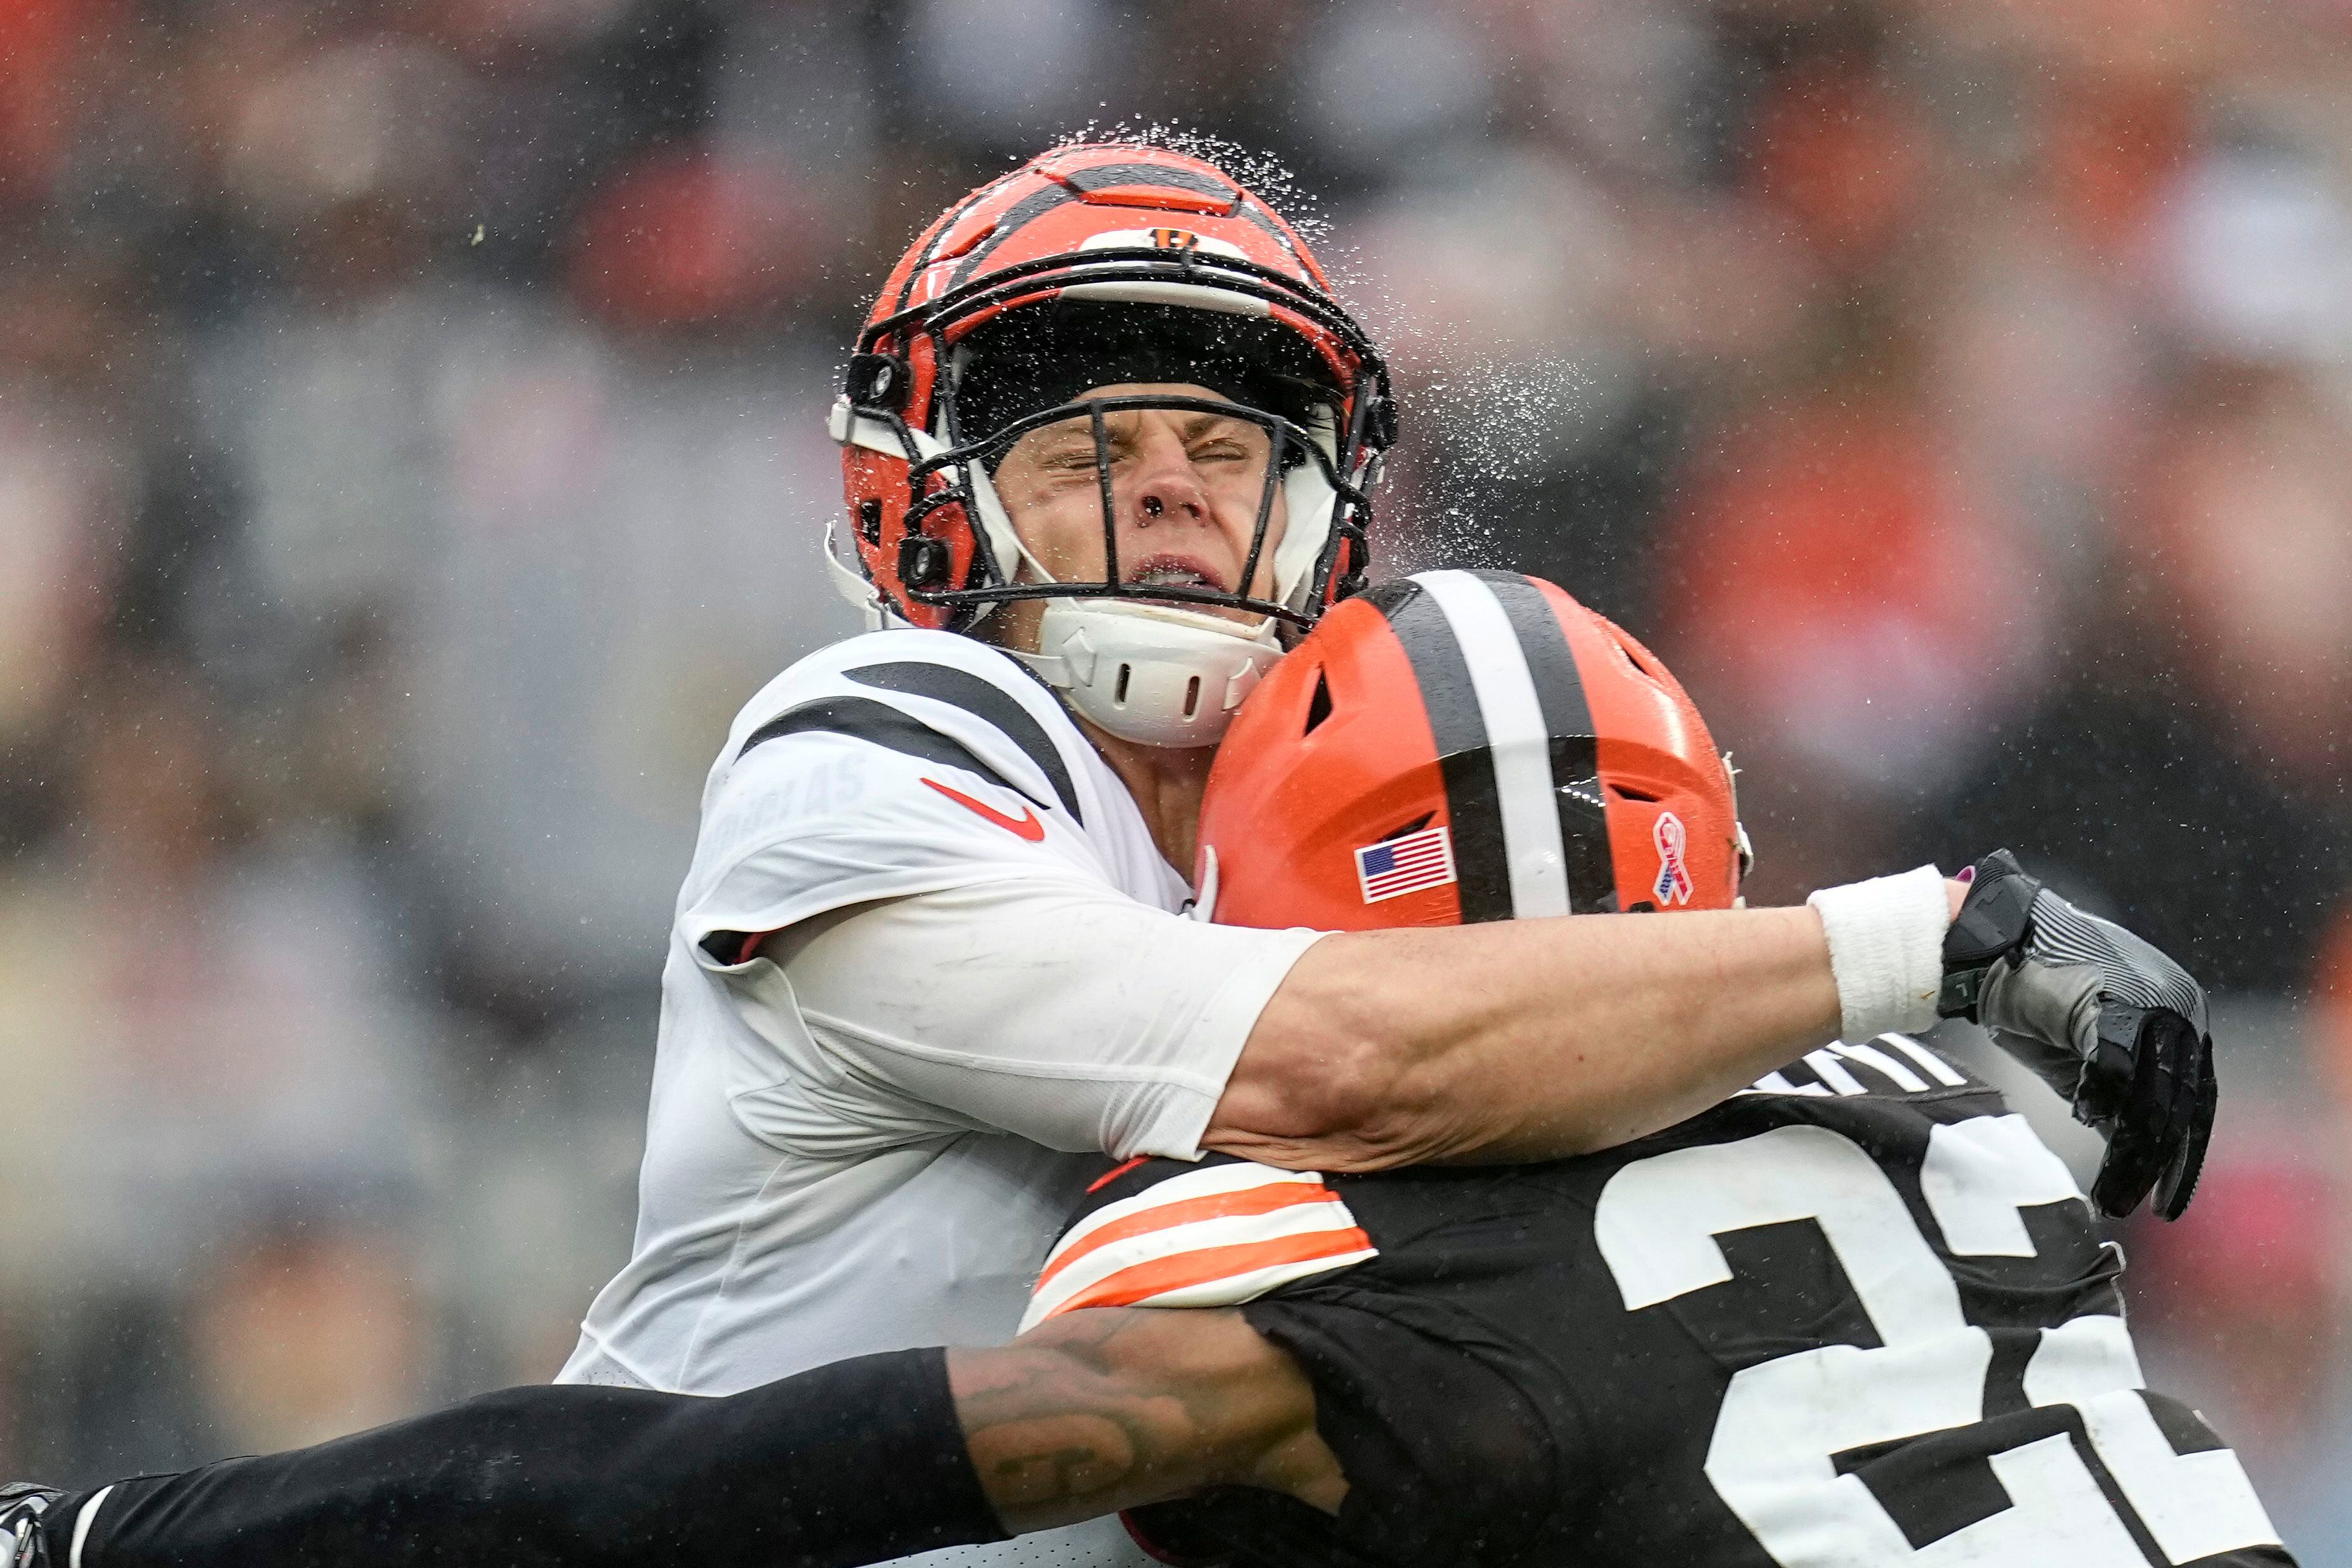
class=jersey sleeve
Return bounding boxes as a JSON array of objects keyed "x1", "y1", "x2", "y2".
[
  {"x1": 722, "y1": 883, "x2": 1326, "y2": 1161},
  {"x1": 677, "y1": 727, "x2": 1085, "y2": 961},
  {"x1": 1036, "y1": 1160, "x2": 1585, "y2": 1568},
  {"x1": 74, "y1": 1349, "x2": 1006, "y2": 1568},
  {"x1": 1018, "y1": 1156, "x2": 1376, "y2": 1331},
  {"x1": 674, "y1": 629, "x2": 1127, "y2": 958},
  {"x1": 1109, "y1": 1280, "x2": 1565, "y2": 1568},
  {"x1": 671, "y1": 635, "x2": 1325, "y2": 1163},
  {"x1": 1233, "y1": 1291, "x2": 1562, "y2": 1568}
]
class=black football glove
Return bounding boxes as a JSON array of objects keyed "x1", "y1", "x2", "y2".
[{"x1": 1939, "y1": 850, "x2": 2216, "y2": 1222}]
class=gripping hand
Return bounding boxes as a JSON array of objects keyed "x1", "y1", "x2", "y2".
[{"x1": 1939, "y1": 850, "x2": 2216, "y2": 1221}]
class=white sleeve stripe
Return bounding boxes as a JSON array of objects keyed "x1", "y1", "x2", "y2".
[
  {"x1": 1802, "y1": 1048, "x2": 1870, "y2": 1097},
  {"x1": 70, "y1": 1486, "x2": 114, "y2": 1568},
  {"x1": 1881, "y1": 1033, "x2": 1971, "y2": 1086},
  {"x1": 1027, "y1": 1199, "x2": 1368, "y2": 1324},
  {"x1": 1044, "y1": 1162, "x2": 1328, "y2": 1266},
  {"x1": 1736, "y1": 1068, "x2": 1830, "y2": 1097},
  {"x1": 1826, "y1": 1039, "x2": 1932, "y2": 1093},
  {"x1": 1741, "y1": 1035, "x2": 1974, "y2": 1099}
]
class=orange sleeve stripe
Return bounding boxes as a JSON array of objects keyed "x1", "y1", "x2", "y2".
[
  {"x1": 1036, "y1": 1182, "x2": 1345, "y2": 1293},
  {"x1": 1041, "y1": 1227, "x2": 1375, "y2": 1319}
]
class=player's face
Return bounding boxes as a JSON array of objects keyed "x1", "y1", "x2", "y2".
[{"x1": 988, "y1": 383, "x2": 1290, "y2": 648}]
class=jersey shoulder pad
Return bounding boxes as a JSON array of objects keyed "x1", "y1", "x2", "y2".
[
  {"x1": 682, "y1": 633, "x2": 1111, "y2": 968},
  {"x1": 723, "y1": 630, "x2": 1091, "y2": 825},
  {"x1": 1021, "y1": 1156, "x2": 1377, "y2": 1332}
]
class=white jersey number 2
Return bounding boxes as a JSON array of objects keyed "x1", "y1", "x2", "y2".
[{"x1": 1594, "y1": 1117, "x2": 2280, "y2": 1566}]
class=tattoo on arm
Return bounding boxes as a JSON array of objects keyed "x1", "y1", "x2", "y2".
[{"x1": 948, "y1": 1308, "x2": 1344, "y2": 1536}]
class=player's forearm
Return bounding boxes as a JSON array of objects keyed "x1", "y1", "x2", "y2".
[
  {"x1": 51, "y1": 1321, "x2": 1325, "y2": 1568},
  {"x1": 61, "y1": 1352, "x2": 1003, "y2": 1568},
  {"x1": 1211, "y1": 905, "x2": 1846, "y2": 1168},
  {"x1": 951, "y1": 1309, "x2": 1343, "y2": 1534}
]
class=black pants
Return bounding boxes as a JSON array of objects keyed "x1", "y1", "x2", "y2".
[{"x1": 53, "y1": 1349, "x2": 1003, "y2": 1568}]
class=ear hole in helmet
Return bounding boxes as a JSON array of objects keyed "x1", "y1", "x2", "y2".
[
  {"x1": 1608, "y1": 782, "x2": 1662, "y2": 803},
  {"x1": 899, "y1": 534, "x2": 951, "y2": 590},
  {"x1": 1183, "y1": 676, "x2": 1201, "y2": 718},
  {"x1": 1304, "y1": 671, "x2": 1333, "y2": 734},
  {"x1": 1115, "y1": 664, "x2": 1133, "y2": 704}
]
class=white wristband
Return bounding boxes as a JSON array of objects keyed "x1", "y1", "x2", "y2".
[{"x1": 1806, "y1": 866, "x2": 1951, "y2": 1042}]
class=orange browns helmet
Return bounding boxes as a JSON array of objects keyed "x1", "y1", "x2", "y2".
[
  {"x1": 1197, "y1": 570, "x2": 1754, "y2": 931},
  {"x1": 827, "y1": 142, "x2": 1395, "y2": 637}
]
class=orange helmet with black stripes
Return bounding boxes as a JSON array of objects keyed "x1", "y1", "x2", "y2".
[
  {"x1": 828, "y1": 142, "x2": 1394, "y2": 636},
  {"x1": 1196, "y1": 570, "x2": 1752, "y2": 930}
]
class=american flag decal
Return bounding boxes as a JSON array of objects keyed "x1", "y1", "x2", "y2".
[{"x1": 1354, "y1": 823, "x2": 1458, "y2": 904}]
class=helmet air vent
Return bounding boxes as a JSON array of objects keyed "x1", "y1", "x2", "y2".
[
  {"x1": 1304, "y1": 670, "x2": 1333, "y2": 734},
  {"x1": 1606, "y1": 625, "x2": 1668, "y2": 687}
]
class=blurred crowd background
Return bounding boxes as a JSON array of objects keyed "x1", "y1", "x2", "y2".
[{"x1": 3, "y1": 0, "x2": 2349, "y2": 1555}]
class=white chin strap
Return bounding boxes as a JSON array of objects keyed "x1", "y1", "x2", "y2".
[{"x1": 1014, "y1": 598, "x2": 1283, "y2": 748}]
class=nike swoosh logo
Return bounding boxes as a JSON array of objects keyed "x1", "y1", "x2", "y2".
[{"x1": 922, "y1": 777, "x2": 1046, "y2": 841}]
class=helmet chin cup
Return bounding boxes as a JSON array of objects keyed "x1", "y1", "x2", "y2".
[{"x1": 1017, "y1": 598, "x2": 1282, "y2": 749}]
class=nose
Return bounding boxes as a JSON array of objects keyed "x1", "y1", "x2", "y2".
[{"x1": 1128, "y1": 425, "x2": 1208, "y2": 529}]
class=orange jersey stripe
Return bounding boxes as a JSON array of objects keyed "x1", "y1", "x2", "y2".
[
  {"x1": 1036, "y1": 1182, "x2": 1345, "y2": 1293},
  {"x1": 1042, "y1": 1227, "x2": 1376, "y2": 1319},
  {"x1": 1088, "y1": 1156, "x2": 1151, "y2": 1194}
]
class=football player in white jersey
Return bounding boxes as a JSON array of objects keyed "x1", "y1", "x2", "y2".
[{"x1": 541, "y1": 142, "x2": 2211, "y2": 1568}]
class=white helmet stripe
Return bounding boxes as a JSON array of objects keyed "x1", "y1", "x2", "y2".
[{"x1": 1413, "y1": 570, "x2": 1572, "y2": 919}]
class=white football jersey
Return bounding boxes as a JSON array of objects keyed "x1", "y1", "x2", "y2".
[{"x1": 558, "y1": 629, "x2": 1320, "y2": 1565}]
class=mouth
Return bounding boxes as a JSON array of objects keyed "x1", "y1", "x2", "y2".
[{"x1": 1124, "y1": 553, "x2": 1231, "y2": 595}]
